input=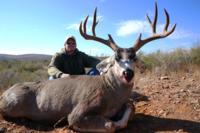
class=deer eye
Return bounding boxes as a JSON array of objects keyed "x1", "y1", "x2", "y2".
[
  {"x1": 129, "y1": 54, "x2": 136, "y2": 61},
  {"x1": 133, "y1": 57, "x2": 138, "y2": 61},
  {"x1": 115, "y1": 49, "x2": 122, "y2": 61},
  {"x1": 115, "y1": 53, "x2": 121, "y2": 61}
]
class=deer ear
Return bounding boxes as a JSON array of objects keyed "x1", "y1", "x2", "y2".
[{"x1": 96, "y1": 55, "x2": 115, "y2": 74}]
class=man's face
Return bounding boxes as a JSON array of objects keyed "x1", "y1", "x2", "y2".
[{"x1": 65, "y1": 39, "x2": 77, "y2": 54}]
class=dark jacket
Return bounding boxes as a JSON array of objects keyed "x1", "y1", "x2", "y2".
[{"x1": 48, "y1": 48, "x2": 100, "y2": 78}]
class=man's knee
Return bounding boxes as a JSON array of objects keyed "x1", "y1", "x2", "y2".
[
  {"x1": 87, "y1": 67, "x2": 100, "y2": 76},
  {"x1": 48, "y1": 76, "x2": 56, "y2": 80}
]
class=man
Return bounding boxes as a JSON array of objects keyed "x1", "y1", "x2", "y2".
[{"x1": 48, "y1": 36, "x2": 100, "y2": 79}]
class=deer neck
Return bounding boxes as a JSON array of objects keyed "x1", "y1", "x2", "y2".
[{"x1": 104, "y1": 69, "x2": 133, "y2": 90}]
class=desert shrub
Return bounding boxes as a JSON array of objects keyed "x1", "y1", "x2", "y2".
[
  {"x1": 163, "y1": 48, "x2": 191, "y2": 71},
  {"x1": 11, "y1": 61, "x2": 45, "y2": 73},
  {"x1": 0, "y1": 60, "x2": 49, "y2": 91},
  {"x1": 141, "y1": 54, "x2": 159, "y2": 70},
  {"x1": 0, "y1": 60, "x2": 16, "y2": 71},
  {"x1": 139, "y1": 50, "x2": 165, "y2": 70},
  {"x1": 0, "y1": 69, "x2": 18, "y2": 90},
  {"x1": 139, "y1": 47, "x2": 198, "y2": 74},
  {"x1": 190, "y1": 45, "x2": 200, "y2": 65}
]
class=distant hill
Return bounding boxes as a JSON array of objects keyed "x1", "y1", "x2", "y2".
[{"x1": 0, "y1": 54, "x2": 52, "y2": 61}]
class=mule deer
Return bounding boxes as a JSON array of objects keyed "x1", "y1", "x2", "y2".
[{"x1": 0, "y1": 3, "x2": 176, "y2": 132}]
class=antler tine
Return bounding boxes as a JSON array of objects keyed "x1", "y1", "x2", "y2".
[
  {"x1": 83, "y1": 16, "x2": 89, "y2": 34},
  {"x1": 164, "y1": 9, "x2": 177, "y2": 36},
  {"x1": 146, "y1": 2, "x2": 158, "y2": 33},
  {"x1": 133, "y1": 2, "x2": 176, "y2": 52},
  {"x1": 92, "y1": 8, "x2": 98, "y2": 36},
  {"x1": 164, "y1": 9, "x2": 170, "y2": 31},
  {"x1": 79, "y1": 22, "x2": 83, "y2": 36},
  {"x1": 79, "y1": 8, "x2": 119, "y2": 51}
]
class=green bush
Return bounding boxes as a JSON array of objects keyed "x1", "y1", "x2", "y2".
[
  {"x1": 190, "y1": 45, "x2": 200, "y2": 65},
  {"x1": 0, "y1": 60, "x2": 49, "y2": 91},
  {"x1": 139, "y1": 45, "x2": 200, "y2": 73}
]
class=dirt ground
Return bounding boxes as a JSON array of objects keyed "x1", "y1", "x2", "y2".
[{"x1": 0, "y1": 71, "x2": 199, "y2": 133}]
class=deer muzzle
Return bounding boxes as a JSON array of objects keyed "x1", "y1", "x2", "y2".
[{"x1": 122, "y1": 69, "x2": 134, "y2": 82}]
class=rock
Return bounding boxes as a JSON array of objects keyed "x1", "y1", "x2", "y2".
[
  {"x1": 182, "y1": 76, "x2": 186, "y2": 80},
  {"x1": 160, "y1": 76, "x2": 169, "y2": 80},
  {"x1": 136, "y1": 101, "x2": 148, "y2": 107},
  {"x1": 162, "y1": 84, "x2": 170, "y2": 89}
]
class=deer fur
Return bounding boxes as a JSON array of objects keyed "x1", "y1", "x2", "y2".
[{"x1": 0, "y1": 55, "x2": 135, "y2": 132}]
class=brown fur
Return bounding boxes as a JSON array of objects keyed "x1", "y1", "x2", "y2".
[{"x1": 0, "y1": 66, "x2": 134, "y2": 132}]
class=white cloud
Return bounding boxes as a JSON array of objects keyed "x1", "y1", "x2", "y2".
[
  {"x1": 65, "y1": 15, "x2": 103, "y2": 32},
  {"x1": 116, "y1": 20, "x2": 174, "y2": 37},
  {"x1": 169, "y1": 29, "x2": 200, "y2": 40},
  {"x1": 116, "y1": 20, "x2": 200, "y2": 41},
  {"x1": 65, "y1": 23, "x2": 79, "y2": 31},
  {"x1": 116, "y1": 20, "x2": 151, "y2": 37}
]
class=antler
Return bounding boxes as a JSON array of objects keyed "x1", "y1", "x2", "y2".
[
  {"x1": 133, "y1": 2, "x2": 176, "y2": 52},
  {"x1": 79, "y1": 8, "x2": 119, "y2": 51}
]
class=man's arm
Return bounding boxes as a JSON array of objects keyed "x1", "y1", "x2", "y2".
[
  {"x1": 47, "y1": 53, "x2": 64, "y2": 78},
  {"x1": 82, "y1": 53, "x2": 101, "y2": 68}
]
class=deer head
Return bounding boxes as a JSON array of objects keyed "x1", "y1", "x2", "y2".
[{"x1": 79, "y1": 3, "x2": 176, "y2": 84}]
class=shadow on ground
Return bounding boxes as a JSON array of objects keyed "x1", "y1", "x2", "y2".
[
  {"x1": 1, "y1": 92, "x2": 199, "y2": 133},
  {"x1": 3, "y1": 113, "x2": 200, "y2": 133},
  {"x1": 119, "y1": 114, "x2": 200, "y2": 133}
]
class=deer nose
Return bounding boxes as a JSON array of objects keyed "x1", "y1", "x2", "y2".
[{"x1": 122, "y1": 69, "x2": 134, "y2": 82}]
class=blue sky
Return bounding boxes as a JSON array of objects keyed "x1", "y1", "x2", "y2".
[{"x1": 0, "y1": 0, "x2": 200, "y2": 56}]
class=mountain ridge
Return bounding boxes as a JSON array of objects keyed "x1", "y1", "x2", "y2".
[{"x1": 0, "y1": 54, "x2": 52, "y2": 61}]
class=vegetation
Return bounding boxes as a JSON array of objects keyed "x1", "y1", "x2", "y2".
[
  {"x1": 0, "y1": 60, "x2": 49, "y2": 92},
  {"x1": 138, "y1": 44, "x2": 200, "y2": 75},
  {"x1": 0, "y1": 44, "x2": 200, "y2": 92}
]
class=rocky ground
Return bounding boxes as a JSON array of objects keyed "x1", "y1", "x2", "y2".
[{"x1": 0, "y1": 71, "x2": 199, "y2": 133}]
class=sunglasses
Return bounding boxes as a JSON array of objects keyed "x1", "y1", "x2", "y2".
[{"x1": 67, "y1": 42, "x2": 76, "y2": 45}]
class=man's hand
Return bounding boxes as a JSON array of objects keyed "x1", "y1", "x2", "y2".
[{"x1": 61, "y1": 73, "x2": 70, "y2": 78}]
